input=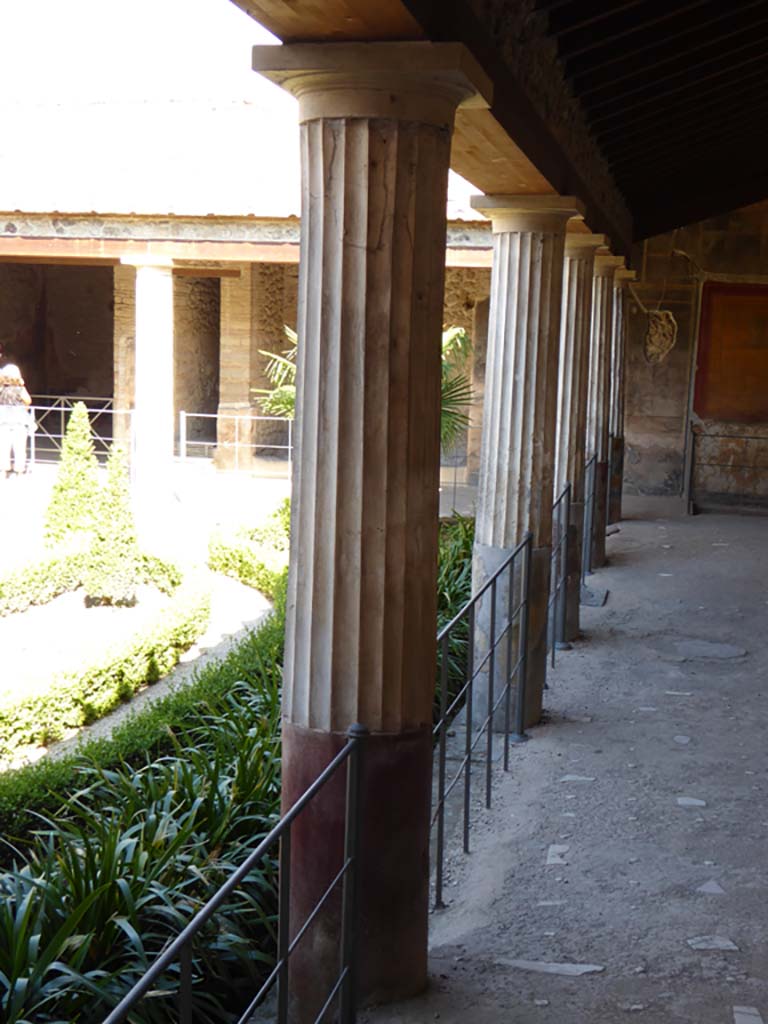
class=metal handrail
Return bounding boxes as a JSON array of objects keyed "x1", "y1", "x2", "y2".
[
  {"x1": 431, "y1": 531, "x2": 533, "y2": 910},
  {"x1": 102, "y1": 725, "x2": 368, "y2": 1024}
]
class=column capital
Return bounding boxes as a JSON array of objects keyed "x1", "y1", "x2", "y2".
[
  {"x1": 616, "y1": 269, "x2": 637, "y2": 282},
  {"x1": 564, "y1": 231, "x2": 609, "y2": 255},
  {"x1": 594, "y1": 254, "x2": 626, "y2": 277},
  {"x1": 252, "y1": 42, "x2": 492, "y2": 127},
  {"x1": 470, "y1": 194, "x2": 585, "y2": 234}
]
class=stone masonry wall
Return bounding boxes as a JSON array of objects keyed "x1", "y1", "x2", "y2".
[
  {"x1": 0, "y1": 264, "x2": 112, "y2": 396},
  {"x1": 625, "y1": 201, "x2": 768, "y2": 499}
]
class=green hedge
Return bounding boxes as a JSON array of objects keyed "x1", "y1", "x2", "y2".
[
  {"x1": 0, "y1": 550, "x2": 181, "y2": 618},
  {"x1": 0, "y1": 576, "x2": 286, "y2": 845},
  {"x1": 0, "y1": 583, "x2": 211, "y2": 762},
  {"x1": 208, "y1": 499, "x2": 291, "y2": 600}
]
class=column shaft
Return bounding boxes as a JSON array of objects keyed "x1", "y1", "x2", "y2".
[
  {"x1": 253, "y1": 42, "x2": 491, "y2": 1022},
  {"x1": 608, "y1": 273, "x2": 633, "y2": 524},
  {"x1": 586, "y1": 255, "x2": 622, "y2": 568},
  {"x1": 554, "y1": 235, "x2": 602, "y2": 639},
  {"x1": 471, "y1": 196, "x2": 581, "y2": 728}
]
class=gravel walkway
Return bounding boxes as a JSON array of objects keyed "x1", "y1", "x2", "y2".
[{"x1": 364, "y1": 497, "x2": 768, "y2": 1024}]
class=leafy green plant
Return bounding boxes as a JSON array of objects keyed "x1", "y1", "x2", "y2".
[
  {"x1": 435, "y1": 514, "x2": 475, "y2": 721},
  {"x1": 254, "y1": 326, "x2": 474, "y2": 447},
  {"x1": 82, "y1": 446, "x2": 141, "y2": 607},
  {"x1": 43, "y1": 402, "x2": 101, "y2": 549}
]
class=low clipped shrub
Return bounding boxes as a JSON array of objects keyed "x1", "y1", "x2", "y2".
[
  {"x1": 208, "y1": 499, "x2": 291, "y2": 600},
  {"x1": 0, "y1": 581, "x2": 287, "y2": 1023},
  {"x1": 0, "y1": 552, "x2": 87, "y2": 617},
  {"x1": 0, "y1": 550, "x2": 182, "y2": 618},
  {"x1": 0, "y1": 583, "x2": 211, "y2": 761}
]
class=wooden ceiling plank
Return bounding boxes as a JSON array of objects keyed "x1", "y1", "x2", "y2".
[
  {"x1": 556, "y1": 0, "x2": 711, "y2": 60},
  {"x1": 565, "y1": 0, "x2": 763, "y2": 82},
  {"x1": 586, "y1": 35, "x2": 768, "y2": 115},
  {"x1": 589, "y1": 58, "x2": 767, "y2": 129},
  {"x1": 577, "y1": 13, "x2": 768, "y2": 99}
]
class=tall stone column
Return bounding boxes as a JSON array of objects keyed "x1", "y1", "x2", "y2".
[
  {"x1": 586, "y1": 254, "x2": 624, "y2": 568},
  {"x1": 554, "y1": 234, "x2": 605, "y2": 639},
  {"x1": 608, "y1": 269, "x2": 636, "y2": 524},
  {"x1": 470, "y1": 195, "x2": 583, "y2": 729},
  {"x1": 253, "y1": 42, "x2": 490, "y2": 1021},
  {"x1": 122, "y1": 258, "x2": 175, "y2": 548}
]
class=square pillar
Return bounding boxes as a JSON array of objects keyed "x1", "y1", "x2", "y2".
[
  {"x1": 470, "y1": 195, "x2": 584, "y2": 728},
  {"x1": 253, "y1": 41, "x2": 491, "y2": 1021}
]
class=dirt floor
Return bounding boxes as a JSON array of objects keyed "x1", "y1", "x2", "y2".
[{"x1": 363, "y1": 497, "x2": 768, "y2": 1024}]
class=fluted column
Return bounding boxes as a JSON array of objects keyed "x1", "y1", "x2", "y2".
[
  {"x1": 608, "y1": 269, "x2": 636, "y2": 524},
  {"x1": 253, "y1": 42, "x2": 491, "y2": 1021},
  {"x1": 470, "y1": 195, "x2": 583, "y2": 728},
  {"x1": 586, "y1": 254, "x2": 624, "y2": 568},
  {"x1": 554, "y1": 234, "x2": 605, "y2": 639}
]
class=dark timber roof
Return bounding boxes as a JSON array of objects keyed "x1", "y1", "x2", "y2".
[{"x1": 536, "y1": 0, "x2": 768, "y2": 238}]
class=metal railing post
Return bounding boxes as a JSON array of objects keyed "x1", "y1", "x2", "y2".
[
  {"x1": 179, "y1": 410, "x2": 187, "y2": 462},
  {"x1": 463, "y1": 603, "x2": 475, "y2": 854},
  {"x1": 511, "y1": 534, "x2": 532, "y2": 743},
  {"x1": 179, "y1": 942, "x2": 193, "y2": 1024},
  {"x1": 486, "y1": 578, "x2": 496, "y2": 810},
  {"x1": 340, "y1": 723, "x2": 367, "y2": 1024},
  {"x1": 582, "y1": 457, "x2": 595, "y2": 579},
  {"x1": 503, "y1": 559, "x2": 514, "y2": 772},
  {"x1": 277, "y1": 828, "x2": 292, "y2": 1024},
  {"x1": 555, "y1": 483, "x2": 571, "y2": 651},
  {"x1": 434, "y1": 634, "x2": 449, "y2": 909}
]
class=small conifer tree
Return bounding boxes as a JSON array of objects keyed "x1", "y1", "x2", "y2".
[
  {"x1": 44, "y1": 402, "x2": 100, "y2": 549},
  {"x1": 82, "y1": 445, "x2": 141, "y2": 606}
]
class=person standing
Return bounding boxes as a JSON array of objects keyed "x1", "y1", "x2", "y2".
[{"x1": 0, "y1": 364, "x2": 32, "y2": 477}]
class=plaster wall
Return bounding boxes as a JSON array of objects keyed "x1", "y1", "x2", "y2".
[{"x1": 625, "y1": 201, "x2": 768, "y2": 503}]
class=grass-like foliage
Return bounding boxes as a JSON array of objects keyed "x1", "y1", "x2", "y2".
[
  {"x1": 43, "y1": 402, "x2": 100, "y2": 550},
  {"x1": 435, "y1": 514, "x2": 475, "y2": 720},
  {"x1": 0, "y1": 584, "x2": 287, "y2": 1023}
]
